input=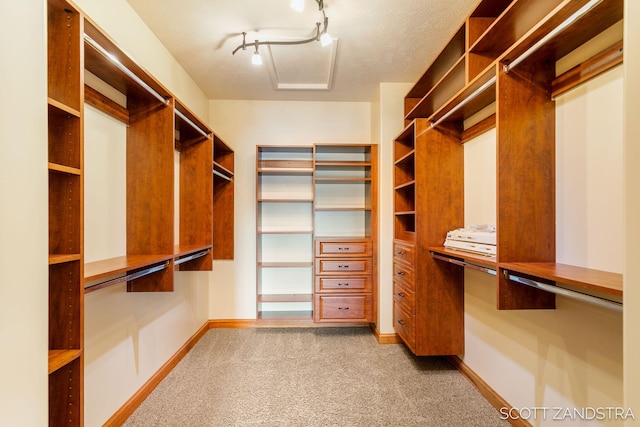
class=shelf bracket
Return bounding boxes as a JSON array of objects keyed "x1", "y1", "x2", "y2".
[
  {"x1": 505, "y1": 271, "x2": 622, "y2": 312},
  {"x1": 430, "y1": 252, "x2": 497, "y2": 276}
]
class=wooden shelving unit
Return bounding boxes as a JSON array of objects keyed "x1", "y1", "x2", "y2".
[
  {"x1": 47, "y1": 0, "x2": 84, "y2": 423},
  {"x1": 256, "y1": 146, "x2": 315, "y2": 320},
  {"x1": 213, "y1": 135, "x2": 235, "y2": 259},
  {"x1": 398, "y1": 0, "x2": 624, "y2": 354}
]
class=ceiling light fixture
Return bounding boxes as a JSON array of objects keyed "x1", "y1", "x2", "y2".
[
  {"x1": 290, "y1": 0, "x2": 305, "y2": 12},
  {"x1": 232, "y1": 0, "x2": 332, "y2": 64}
]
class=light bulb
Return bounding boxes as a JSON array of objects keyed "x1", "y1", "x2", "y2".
[
  {"x1": 252, "y1": 51, "x2": 262, "y2": 65},
  {"x1": 290, "y1": 0, "x2": 304, "y2": 12},
  {"x1": 320, "y1": 32, "x2": 332, "y2": 47}
]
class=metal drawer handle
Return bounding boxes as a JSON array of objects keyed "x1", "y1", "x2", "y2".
[
  {"x1": 397, "y1": 250, "x2": 405, "y2": 255},
  {"x1": 396, "y1": 271, "x2": 405, "y2": 276},
  {"x1": 338, "y1": 307, "x2": 350, "y2": 310},
  {"x1": 397, "y1": 292, "x2": 405, "y2": 297},
  {"x1": 338, "y1": 283, "x2": 350, "y2": 286},
  {"x1": 397, "y1": 319, "x2": 405, "y2": 326},
  {"x1": 338, "y1": 247, "x2": 350, "y2": 251},
  {"x1": 338, "y1": 265, "x2": 350, "y2": 269}
]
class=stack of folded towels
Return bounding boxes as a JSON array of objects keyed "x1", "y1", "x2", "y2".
[{"x1": 444, "y1": 224, "x2": 496, "y2": 257}]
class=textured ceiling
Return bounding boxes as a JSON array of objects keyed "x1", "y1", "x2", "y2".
[{"x1": 126, "y1": 0, "x2": 479, "y2": 102}]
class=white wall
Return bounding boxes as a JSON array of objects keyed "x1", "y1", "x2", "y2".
[
  {"x1": 0, "y1": 3, "x2": 48, "y2": 426},
  {"x1": 624, "y1": 0, "x2": 640, "y2": 424},
  {"x1": 375, "y1": 83, "x2": 413, "y2": 334},
  {"x1": 462, "y1": 67, "x2": 624, "y2": 426},
  {"x1": 208, "y1": 100, "x2": 371, "y2": 319},
  {"x1": 71, "y1": 1, "x2": 212, "y2": 426}
]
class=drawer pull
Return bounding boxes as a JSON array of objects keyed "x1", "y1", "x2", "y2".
[
  {"x1": 397, "y1": 250, "x2": 405, "y2": 255},
  {"x1": 397, "y1": 292, "x2": 405, "y2": 297},
  {"x1": 338, "y1": 283, "x2": 350, "y2": 287},
  {"x1": 338, "y1": 265, "x2": 349, "y2": 269},
  {"x1": 397, "y1": 319, "x2": 405, "y2": 326},
  {"x1": 338, "y1": 247, "x2": 350, "y2": 251},
  {"x1": 338, "y1": 307, "x2": 350, "y2": 311},
  {"x1": 396, "y1": 271, "x2": 405, "y2": 276}
]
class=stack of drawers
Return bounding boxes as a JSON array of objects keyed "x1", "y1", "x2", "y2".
[
  {"x1": 392, "y1": 240, "x2": 416, "y2": 348},
  {"x1": 314, "y1": 238, "x2": 373, "y2": 322}
]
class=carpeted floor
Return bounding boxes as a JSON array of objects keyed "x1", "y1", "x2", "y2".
[{"x1": 123, "y1": 327, "x2": 510, "y2": 426}]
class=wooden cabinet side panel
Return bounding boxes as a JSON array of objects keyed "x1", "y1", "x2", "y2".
[
  {"x1": 213, "y1": 178, "x2": 234, "y2": 259},
  {"x1": 413, "y1": 127, "x2": 465, "y2": 356},
  {"x1": 496, "y1": 61, "x2": 556, "y2": 309},
  {"x1": 126, "y1": 99, "x2": 175, "y2": 256}
]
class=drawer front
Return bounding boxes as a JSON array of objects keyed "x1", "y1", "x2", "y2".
[
  {"x1": 393, "y1": 262, "x2": 414, "y2": 290},
  {"x1": 393, "y1": 241, "x2": 415, "y2": 266},
  {"x1": 315, "y1": 258, "x2": 372, "y2": 275},
  {"x1": 315, "y1": 295, "x2": 372, "y2": 322},
  {"x1": 315, "y1": 276, "x2": 372, "y2": 293},
  {"x1": 393, "y1": 280, "x2": 415, "y2": 314},
  {"x1": 393, "y1": 302, "x2": 415, "y2": 349},
  {"x1": 316, "y1": 239, "x2": 372, "y2": 257}
]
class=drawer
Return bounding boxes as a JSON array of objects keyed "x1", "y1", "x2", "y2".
[
  {"x1": 393, "y1": 262, "x2": 414, "y2": 289},
  {"x1": 315, "y1": 239, "x2": 372, "y2": 257},
  {"x1": 393, "y1": 302, "x2": 415, "y2": 349},
  {"x1": 393, "y1": 280, "x2": 415, "y2": 314},
  {"x1": 315, "y1": 276, "x2": 372, "y2": 293},
  {"x1": 393, "y1": 241, "x2": 415, "y2": 266},
  {"x1": 315, "y1": 294, "x2": 373, "y2": 322},
  {"x1": 315, "y1": 258, "x2": 372, "y2": 275}
]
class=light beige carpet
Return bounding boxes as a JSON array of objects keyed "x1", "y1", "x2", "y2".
[{"x1": 123, "y1": 327, "x2": 510, "y2": 426}]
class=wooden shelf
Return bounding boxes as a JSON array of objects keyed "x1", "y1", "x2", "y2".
[
  {"x1": 174, "y1": 244, "x2": 212, "y2": 257},
  {"x1": 258, "y1": 230, "x2": 313, "y2": 235},
  {"x1": 257, "y1": 310, "x2": 314, "y2": 320},
  {"x1": 48, "y1": 349, "x2": 82, "y2": 375},
  {"x1": 47, "y1": 97, "x2": 81, "y2": 118},
  {"x1": 84, "y1": 254, "x2": 174, "y2": 282},
  {"x1": 258, "y1": 294, "x2": 313, "y2": 303},
  {"x1": 314, "y1": 206, "x2": 371, "y2": 211},
  {"x1": 214, "y1": 162, "x2": 234, "y2": 180},
  {"x1": 315, "y1": 177, "x2": 372, "y2": 183},
  {"x1": 48, "y1": 162, "x2": 81, "y2": 175},
  {"x1": 500, "y1": 262, "x2": 622, "y2": 297},
  {"x1": 258, "y1": 197, "x2": 314, "y2": 202},
  {"x1": 49, "y1": 254, "x2": 82, "y2": 265},
  {"x1": 430, "y1": 246, "x2": 497, "y2": 269},
  {"x1": 258, "y1": 262, "x2": 314, "y2": 268}
]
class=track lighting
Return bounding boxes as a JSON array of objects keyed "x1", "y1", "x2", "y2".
[{"x1": 232, "y1": 0, "x2": 332, "y2": 63}]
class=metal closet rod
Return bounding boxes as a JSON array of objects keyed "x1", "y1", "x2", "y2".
[
  {"x1": 430, "y1": 76, "x2": 497, "y2": 128},
  {"x1": 505, "y1": 271, "x2": 623, "y2": 312},
  {"x1": 213, "y1": 168, "x2": 233, "y2": 181},
  {"x1": 174, "y1": 249, "x2": 210, "y2": 266},
  {"x1": 175, "y1": 109, "x2": 210, "y2": 139},
  {"x1": 85, "y1": 261, "x2": 169, "y2": 292},
  {"x1": 83, "y1": 34, "x2": 170, "y2": 107},
  {"x1": 430, "y1": 252, "x2": 497, "y2": 276},
  {"x1": 503, "y1": 0, "x2": 604, "y2": 73}
]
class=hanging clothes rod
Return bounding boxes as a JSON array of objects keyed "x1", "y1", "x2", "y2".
[
  {"x1": 503, "y1": 0, "x2": 604, "y2": 73},
  {"x1": 430, "y1": 76, "x2": 496, "y2": 128},
  {"x1": 505, "y1": 271, "x2": 622, "y2": 312},
  {"x1": 85, "y1": 262, "x2": 169, "y2": 293},
  {"x1": 174, "y1": 249, "x2": 210, "y2": 266},
  {"x1": 213, "y1": 168, "x2": 233, "y2": 181},
  {"x1": 175, "y1": 109, "x2": 210, "y2": 138},
  {"x1": 84, "y1": 34, "x2": 171, "y2": 107},
  {"x1": 430, "y1": 252, "x2": 497, "y2": 276}
]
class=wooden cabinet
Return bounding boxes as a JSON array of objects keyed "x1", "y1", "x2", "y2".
[
  {"x1": 397, "y1": 0, "x2": 624, "y2": 355},
  {"x1": 213, "y1": 135, "x2": 235, "y2": 259},
  {"x1": 256, "y1": 144, "x2": 378, "y2": 323}
]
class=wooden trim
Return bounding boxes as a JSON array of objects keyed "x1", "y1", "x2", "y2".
[
  {"x1": 84, "y1": 85, "x2": 129, "y2": 124},
  {"x1": 461, "y1": 113, "x2": 496, "y2": 143},
  {"x1": 447, "y1": 356, "x2": 532, "y2": 427},
  {"x1": 103, "y1": 321, "x2": 210, "y2": 427},
  {"x1": 369, "y1": 324, "x2": 402, "y2": 344},
  {"x1": 552, "y1": 40, "x2": 623, "y2": 99},
  {"x1": 209, "y1": 319, "x2": 373, "y2": 329}
]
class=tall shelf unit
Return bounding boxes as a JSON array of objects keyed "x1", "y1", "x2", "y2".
[
  {"x1": 256, "y1": 146, "x2": 315, "y2": 320},
  {"x1": 256, "y1": 144, "x2": 378, "y2": 322},
  {"x1": 47, "y1": 0, "x2": 234, "y2": 421},
  {"x1": 47, "y1": 0, "x2": 84, "y2": 423},
  {"x1": 394, "y1": 0, "x2": 623, "y2": 356}
]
